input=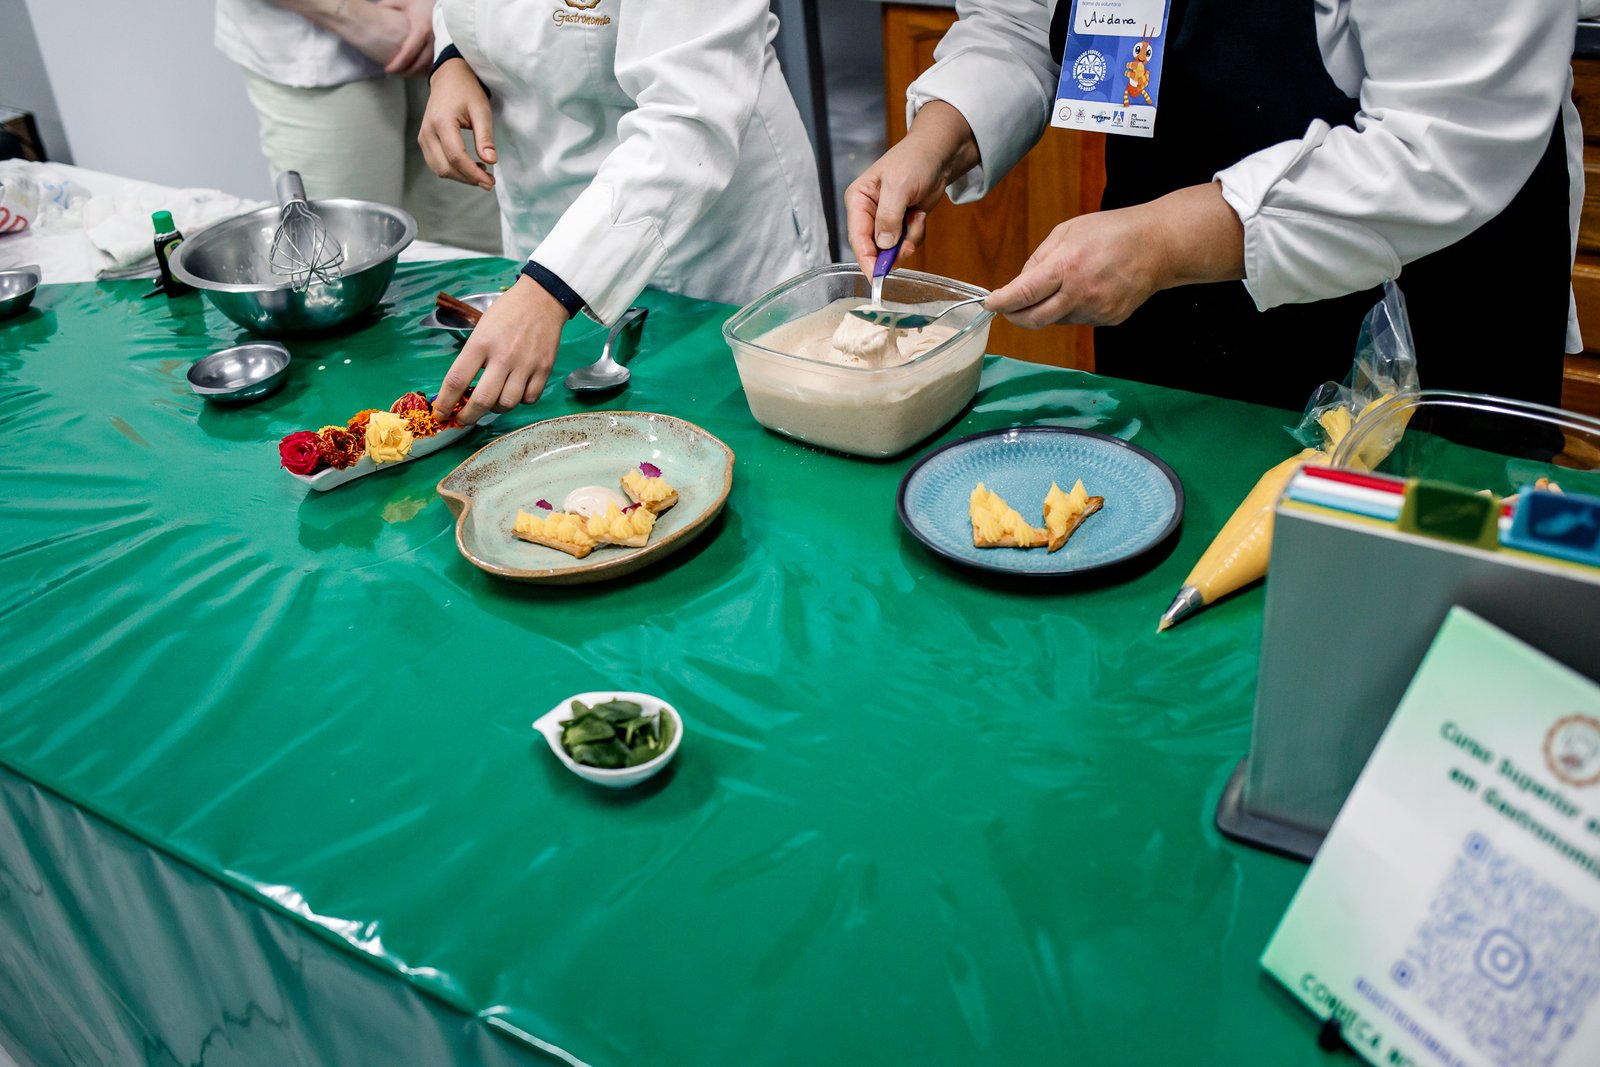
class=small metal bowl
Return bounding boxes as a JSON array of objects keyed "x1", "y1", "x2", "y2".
[
  {"x1": 187, "y1": 341, "x2": 292, "y2": 404},
  {"x1": 0, "y1": 264, "x2": 41, "y2": 320},
  {"x1": 420, "y1": 291, "x2": 499, "y2": 342}
]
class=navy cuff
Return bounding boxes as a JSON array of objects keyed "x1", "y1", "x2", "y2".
[
  {"x1": 430, "y1": 45, "x2": 463, "y2": 79},
  {"x1": 430, "y1": 46, "x2": 492, "y2": 100},
  {"x1": 521, "y1": 261, "x2": 586, "y2": 320}
]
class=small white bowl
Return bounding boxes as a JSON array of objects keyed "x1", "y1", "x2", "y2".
[{"x1": 534, "y1": 691, "x2": 683, "y2": 789}]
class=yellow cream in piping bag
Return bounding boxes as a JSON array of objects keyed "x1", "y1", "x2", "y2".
[{"x1": 1157, "y1": 394, "x2": 1404, "y2": 632}]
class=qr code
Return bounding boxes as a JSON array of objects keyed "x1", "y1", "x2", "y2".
[{"x1": 1393, "y1": 834, "x2": 1600, "y2": 1066}]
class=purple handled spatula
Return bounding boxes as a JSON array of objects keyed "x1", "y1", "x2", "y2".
[{"x1": 869, "y1": 233, "x2": 904, "y2": 307}]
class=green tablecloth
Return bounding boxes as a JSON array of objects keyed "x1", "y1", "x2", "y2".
[{"x1": 0, "y1": 260, "x2": 1322, "y2": 1064}]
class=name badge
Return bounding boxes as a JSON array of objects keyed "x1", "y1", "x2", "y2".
[{"x1": 1051, "y1": 0, "x2": 1172, "y2": 139}]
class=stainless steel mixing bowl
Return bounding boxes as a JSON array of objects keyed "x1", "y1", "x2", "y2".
[
  {"x1": 0, "y1": 264, "x2": 41, "y2": 320},
  {"x1": 171, "y1": 200, "x2": 415, "y2": 336},
  {"x1": 187, "y1": 341, "x2": 292, "y2": 403}
]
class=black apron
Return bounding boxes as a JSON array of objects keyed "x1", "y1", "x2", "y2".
[{"x1": 1050, "y1": 0, "x2": 1572, "y2": 411}]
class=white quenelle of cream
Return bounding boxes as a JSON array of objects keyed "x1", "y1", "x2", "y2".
[
  {"x1": 765, "y1": 298, "x2": 955, "y2": 369},
  {"x1": 562, "y1": 485, "x2": 630, "y2": 517},
  {"x1": 829, "y1": 304, "x2": 902, "y2": 365}
]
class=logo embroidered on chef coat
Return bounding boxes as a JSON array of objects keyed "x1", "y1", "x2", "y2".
[{"x1": 553, "y1": 0, "x2": 610, "y2": 27}]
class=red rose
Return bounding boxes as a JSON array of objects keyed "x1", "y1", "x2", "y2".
[
  {"x1": 279, "y1": 430, "x2": 326, "y2": 476},
  {"x1": 390, "y1": 391, "x2": 430, "y2": 415}
]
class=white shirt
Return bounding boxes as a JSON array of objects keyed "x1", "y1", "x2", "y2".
[
  {"x1": 216, "y1": 0, "x2": 383, "y2": 89},
  {"x1": 434, "y1": 0, "x2": 827, "y2": 325},
  {"x1": 910, "y1": 0, "x2": 1594, "y2": 351}
]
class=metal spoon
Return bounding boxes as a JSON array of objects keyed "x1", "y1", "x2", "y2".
[
  {"x1": 564, "y1": 306, "x2": 648, "y2": 393},
  {"x1": 849, "y1": 296, "x2": 987, "y2": 331}
]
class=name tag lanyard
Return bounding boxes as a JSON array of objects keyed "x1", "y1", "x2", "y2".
[{"x1": 1051, "y1": 0, "x2": 1174, "y2": 138}]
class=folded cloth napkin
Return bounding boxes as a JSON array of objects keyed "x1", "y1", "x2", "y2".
[
  {"x1": 0, "y1": 161, "x2": 264, "y2": 278},
  {"x1": 82, "y1": 187, "x2": 262, "y2": 279}
]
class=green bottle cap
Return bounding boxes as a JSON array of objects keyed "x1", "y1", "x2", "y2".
[{"x1": 152, "y1": 210, "x2": 176, "y2": 233}]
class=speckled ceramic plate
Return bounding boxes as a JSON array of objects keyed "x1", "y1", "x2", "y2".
[
  {"x1": 897, "y1": 426, "x2": 1183, "y2": 576},
  {"x1": 437, "y1": 411, "x2": 734, "y2": 584}
]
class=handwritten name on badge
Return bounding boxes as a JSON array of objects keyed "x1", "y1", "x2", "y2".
[{"x1": 1052, "y1": 0, "x2": 1171, "y2": 140}]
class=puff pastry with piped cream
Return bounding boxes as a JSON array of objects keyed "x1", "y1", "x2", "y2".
[
  {"x1": 970, "y1": 483, "x2": 1048, "y2": 549},
  {"x1": 1044, "y1": 479, "x2": 1104, "y2": 553}
]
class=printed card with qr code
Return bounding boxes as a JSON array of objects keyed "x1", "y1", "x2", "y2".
[{"x1": 1262, "y1": 607, "x2": 1600, "y2": 1067}]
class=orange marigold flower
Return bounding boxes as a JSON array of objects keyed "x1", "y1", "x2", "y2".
[
  {"x1": 347, "y1": 409, "x2": 380, "y2": 435},
  {"x1": 317, "y1": 425, "x2": 364, "y2": 470},
  {"x1": 401, "y1": 408, "x2": 441, "y2": 438}
]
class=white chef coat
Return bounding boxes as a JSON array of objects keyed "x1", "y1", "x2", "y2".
[
  {"x1": 433, "y1": 0, "x2": 828, "y2": 325},
  {"x1": 909, "y1": 0, "x2": 1595, "y2": 351},
  {"x1": 215, "y1": 0, "x2": 384, "y2": 89}
]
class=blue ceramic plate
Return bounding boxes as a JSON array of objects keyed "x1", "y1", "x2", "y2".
[{"x1": 897, "y1": 427, "x2": 1183, "y2": 576}]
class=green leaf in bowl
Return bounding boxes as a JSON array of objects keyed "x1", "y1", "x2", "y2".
[
  {"x1": 561, "y1": 716, "x2": 615, "y2": 747},
  {"x1": 569, "y1": 740, "x2": 628, "y2": 769}
]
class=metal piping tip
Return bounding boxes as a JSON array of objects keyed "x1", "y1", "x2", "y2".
[{"x1": 1157, "y1": 585, "x2": 1205, "y2": 633}]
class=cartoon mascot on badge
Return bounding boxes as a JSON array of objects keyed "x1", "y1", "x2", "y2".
[{"x1": 1124, "y1": 26, "x2": 1155, "y2": 107}]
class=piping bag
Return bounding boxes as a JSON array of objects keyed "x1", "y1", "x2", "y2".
[{"x1": 1158, "y1": 283, "x2": 1418, "y2": 632}]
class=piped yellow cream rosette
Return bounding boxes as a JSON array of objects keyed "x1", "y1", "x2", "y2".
[
  {"x1": 513, "y1": 508, "x2": 598, "y2": 558},
  {"x1": 621, "y1": 463, "x2": 678, "y2": 514},
  {"x1": 1158, "y1": 393, "x2": 1406, "y2": 632},
  {"x1": 586, "y1": 504, "x2": 656, "y2": 548},
  {"x1": 969, "y1": 483, "x2": 1048, "y2": 549}
]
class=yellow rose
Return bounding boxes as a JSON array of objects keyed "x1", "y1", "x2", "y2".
[{"x1": 364, "y1": 410, "x2": 415, "y2": 465}]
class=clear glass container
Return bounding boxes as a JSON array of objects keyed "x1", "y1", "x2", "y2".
[
  {"x1": 1331, "y1": 390, "x2": 1600, "y2": 496},
  {"x1": 721, "y1": 263, "x2": 994, "y2": 458}
]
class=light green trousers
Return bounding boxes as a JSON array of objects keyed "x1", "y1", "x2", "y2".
[{"x1": 242, "y1": 69, "x2": 502, "y2": 256}]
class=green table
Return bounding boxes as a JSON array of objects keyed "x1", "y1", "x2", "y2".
[{"x1": 0, "y1": 260, "x2": 1323, "y2": 1065}]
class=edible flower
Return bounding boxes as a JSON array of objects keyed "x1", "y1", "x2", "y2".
[
  {"x1": 346, "y1": 409, "x2": 380, "y2": 435},
  {"x1": 535, "y1": 499, "x2": 552, "y2": 510},
  {"x1": 316, "y1": 425, "x2": 364, "y2": 470},
  {"x1": 364, "y1": 410, "x2": 415, "y2": 465},
  {"x1": 279, "y1": 431, "x2": 326, "y2": 476},
  {"x1": 639, "y1": 461, "x2": 662, "y2": 478},
  {"x1": 401, "y1": 408, "x2": 442, "y2": 438},
  {"x1": 390, "y1": 391, "x2": 431, "y2": 415}
]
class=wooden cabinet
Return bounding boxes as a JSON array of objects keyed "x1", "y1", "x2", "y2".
[{"x1": 881, "y1": 4, "x2": 1103, "y2": 371}]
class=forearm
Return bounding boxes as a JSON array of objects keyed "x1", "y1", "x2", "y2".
[
  {"x1": 264, "y1": 0, "x2": 373, "y2": 38},
  {"x1": 907, "y1": 101, "x2": 983, "y2": 193},
  {"x1": 1146, "y1": 182, "x2": 1244, "y2": 291}
]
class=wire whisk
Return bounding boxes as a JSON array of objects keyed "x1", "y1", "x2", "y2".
[{"x1": 268, "y1": 171, "x2": 345, "y2": 292}]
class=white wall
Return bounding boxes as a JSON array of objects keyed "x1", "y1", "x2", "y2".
[
  {"x1": 0, "y1": 0, "x2": 71, "y2": 161},
  {"x1": 23, "y1": 0, "x2": 272, "y2": 199}
]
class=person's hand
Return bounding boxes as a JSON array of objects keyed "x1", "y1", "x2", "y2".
[
  {"x1": 986, "y1": 208, "x2": 1164, "y2": 328},
  {"x1": 418, "y1": 57, "x2": 496, "y2": 190},
  {"x1": 379, "y1": 0, "x2": 434, "y2": 77},
  {"x1": 844, "y1": 100, "x2": 980, "y2": 278},
  {"x1": 432, "y1": 276, "x2": 566, "y2": 425},
  {"x1": 323, "y1": 0, "x2": 410, "y2": 68},
  {"x1": 987, "y1": 183, "x2": 1246, "y2": 328}
]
